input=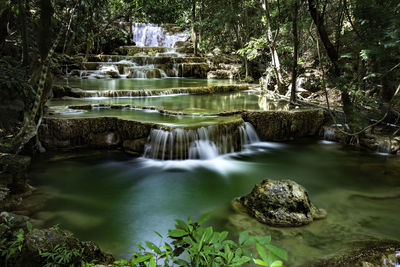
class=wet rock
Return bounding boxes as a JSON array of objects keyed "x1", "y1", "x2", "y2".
[
  {"x1": 0, "y1": 153, "x2": 31, "y2": 194},
  {"x1": 302, "y1": 240, "x2": 400, "y2": 267},
  {"x1": 17, "y1": 227, "x2": 114, "y2": 267},
  {"x1": 52, "y1": 85, "x2": 81, "y2": 98},
  {"x1": 123, "y1": 138, "x2": 147, "y2": 156},
  {"x1": 92, "y1": 132, "x2": 121, "y2": 147},
  {"x1": 179, "y1": 63, "x2": 210, "y2": 78},
  {"x1": 322, "y1": 126, "x2": 351, "y2": 144},
  {"x1": 38, "y1": 117, "x2": 153, "y2": 150},
  {"x1": 235, "y1": 179, "x2": 327, "y2": 227},
  {"x1": 359, "y1": 134, "x2": 400, "y2": 154},
  {"x1": 208, "y1": 70, "x2": 235, "y2": 79},
  {"x1": 1, "y1": 212, "x2": 29, "y2": 229},
  {"x1": 242, "y1": 109, "x2": 328, "y2": 141}
]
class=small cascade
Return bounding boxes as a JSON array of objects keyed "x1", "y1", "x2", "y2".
[
  {"x1": 132, "y1": 23, "x2": 189, "y2": 47},
  {"x1": 143, "y1": 121, "x2": 260, "y2": 160}
]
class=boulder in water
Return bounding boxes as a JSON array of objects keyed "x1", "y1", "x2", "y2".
[{"x1": 235, "y1": 179, "x2": 327, "y2": 227}]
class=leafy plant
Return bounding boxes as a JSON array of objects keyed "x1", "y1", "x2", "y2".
[
  {"x1": 0, "y1": 228, "x2": 25, "y2": 265},
  {"x1": 39, "y1": 244, "x2": 84, "y2": 267},
  {"x1": 115, "y1": 215, "x2": 287, "y2": 267}
]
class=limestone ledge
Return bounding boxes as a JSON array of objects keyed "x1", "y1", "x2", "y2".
[
  {"x1": 242, "y1": 109, "x2": 329, "y2": 141},
  {"x1": 39, "y1": 109, "x2": 328, "y2": 153},
  {"x1": 39, "y1": 117, "x2": 154, "y2": 151},
  {"x1": 70, "y1": 84, "x2": 250, "y2": 98}
]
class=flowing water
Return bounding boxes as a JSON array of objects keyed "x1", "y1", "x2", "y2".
[
  {"x1": 57, "y1": 78, "x2": 234, "y2": 91},
  {"x1": 29, "y1": 140, "x2": 400, "y2": 266}
]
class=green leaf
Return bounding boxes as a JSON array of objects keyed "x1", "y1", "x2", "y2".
[
  {"x1": 271, "y1": 260, "x2": 283, "y2": 267},
  {"x1": 254, "y1": 259, "x2": 268, "y2": 266},
  {"x1": 239, "y1": 231, "x2": 249, "y2": 245},
  {"x1": 198, "y1": 213, "x2": 211, "y2": 225},
  {"x1": 154, "y1": 231, "x2": 163, "y2": 238},
  {"x1": 173, "y1": 259, "x2": 190, "y2": 266},
  {"x1": 168, "y1": 229, "x2": 188, "y2": 238},
  {"x1": 149, "y1": 257, "x2": 156, "y2": 267},
  {"x1": 132, "y1": 254, "x2": 153, "y2": 264},
  {"x1": 266, "y1": 244, "x2": 287, "y2": 260},
  {"x1": 174, "y1": 219, "x2": 189, "y2": 231},
  {"x1": 256, "y1": 243, "x2": 268, "y2": 263},
  {"x1": 26, "y1": 221, "x2": 32, "y2": 233},
  {"x1": 146, "y1": 241, "x2": 161, "y2": 254}
]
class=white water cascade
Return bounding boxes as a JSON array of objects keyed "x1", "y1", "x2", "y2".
[
  {"x1": 132, "y1": 23, "x2": 189, "y2": 47},
  {"x1": 143, "y1": 122, "x2": 260, "y2": 160}
]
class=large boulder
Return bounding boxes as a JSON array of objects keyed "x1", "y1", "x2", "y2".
[{"x1": 235, "y1": 179, "x2": 326, "y2": 227}]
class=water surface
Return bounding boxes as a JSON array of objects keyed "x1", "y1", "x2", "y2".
[{"x1": 29, "y1": 140, "x2": 400, "y2": 265}]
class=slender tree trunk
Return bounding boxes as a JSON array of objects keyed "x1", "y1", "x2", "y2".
[
  {"x1": 0, "y1": 7, "x2": 10, "y2": 50},
  {"x1": 17, "y1": 0, "x2": 29, "y2": 65},
  {"x1": 262, "y1": 0, "x2": 284, "y2": 91},
  {"x1": 229, "y1": 0, "x2": 247, "y2": 80},
  {"x1": 308, "y1": 0, "x2": 354, "y2": 124},
  {"x1": 290, "y1": 0, "x2": 299, "y2": 104},
  {"x1": 39, "y1": 0, "x2": 53, "y2": 60},
  {"x1": 192, "y1": 0, "x2": 198, "y2": 56}
]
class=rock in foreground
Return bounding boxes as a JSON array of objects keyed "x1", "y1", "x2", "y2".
[{"x1": 236, "y1": 179, "x2": 326, "y2": 227}]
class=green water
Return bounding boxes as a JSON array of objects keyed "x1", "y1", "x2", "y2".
[
  {"x1": 48, "y1": 92, "x2": 288, "y2": 114},
  {"x1": 29, "y1": 140, "x2": 400, "y2": 266},
  {"x1": 57, "y1": 78, "x2": 235, "y2": 91},
  {"x1": 48, "y1": 106, "x2": 241, "y2": 126}
]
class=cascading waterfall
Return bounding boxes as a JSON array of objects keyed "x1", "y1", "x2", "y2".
[
  {"x1": 132, "y1": 23, "x2": 189, "y2": 47},
  {"x1": 143, "y1": 121, "x2": 260, "y2": 160}
]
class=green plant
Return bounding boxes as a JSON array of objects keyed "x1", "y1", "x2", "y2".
[
  {"x1": 39, "y1": 244, "x2": 84, "y2": 267},
  {"x1": 0, "y1": 220, "x2": 32, "y2": 266},
  {"x1": 115, "y1": 215, "x2": 287, "y2": 267},
  {"x1": 0, "y1": 228, "x2": 25, "y2": 265}
]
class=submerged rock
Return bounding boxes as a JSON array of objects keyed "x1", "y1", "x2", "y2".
[
  {"x1": 302, "y1": 240, "x2": 400, "y2": 267},
  {"x1": 235, "y1": 179, "x2": 326, "y2": 227}
]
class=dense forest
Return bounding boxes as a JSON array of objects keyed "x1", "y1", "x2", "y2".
[{"x1": 1, "y1": 0, "x2": 400, "y2": 266}]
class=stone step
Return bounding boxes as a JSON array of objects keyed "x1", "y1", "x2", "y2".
[
  {"x1": 86, "y1": 55, "x2": 207, "y2": 64},
  {"x1": 70, "y1": 85, "x2": 250, "y2": 97}
]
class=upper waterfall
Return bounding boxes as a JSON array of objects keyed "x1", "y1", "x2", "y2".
[{"x1": 132, "y1": 23, "x2": 189, "y2": 47}]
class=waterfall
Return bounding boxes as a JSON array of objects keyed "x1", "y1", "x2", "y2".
[
  {"x1": 132, "y1": 23, "x2": 189, "y2": 47},
  {"x1": 143, "y1": 122, "x2": 260, "y2": 160}
]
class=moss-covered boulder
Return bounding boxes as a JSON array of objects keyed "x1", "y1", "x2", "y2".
[
  {"x1": 235, "y1": 179, "x2": 326, "y2": 227},
  {"x1": 16, "y1": 227, "x2": 114, "y2": 267}
]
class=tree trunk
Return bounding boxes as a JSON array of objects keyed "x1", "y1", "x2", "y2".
[
  {"x1": 17, "y1": 0, "x2": 29, "y2": 65},
  {"x1": 192, "y1": 0, "x2": 198, "y2": 56},
  {"x1": 0, "y1": 6, "x2": 10, "y2": 50},
  {"x1": 290, "y1": 0, "x2": 299, "y2": 104},
  {"x1": 39, "y1": 0, "x2": 53, "y2": 60},
  {"x1": 262, "y1": 0, "x2": 285, "y2": 91},
  {"x1": 308, "y1": 0, "x2": 354, "y2": 123}
]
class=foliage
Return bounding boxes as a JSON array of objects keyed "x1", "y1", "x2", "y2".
[
  {"x1": 0, "y1": 220, "x2": 34, "y2": 266},
  {"x1": 238, "y1": 37, "x2": 268, "y2": 61},
  {"x1": 0, "y1": 58, "x2": 34, "y2": 105},
  {"x1": 39, "y1": 244, "x2": 84, "y2": 267},
  {"x1": 114, "y1": 215, "x2": 287, "y2": 267}
]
